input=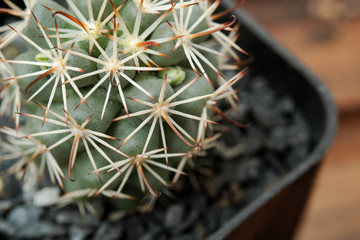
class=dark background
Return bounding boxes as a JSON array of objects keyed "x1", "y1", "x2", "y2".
[{"x1": 242, "y1": 0, "x2": 360, "y2": 239}]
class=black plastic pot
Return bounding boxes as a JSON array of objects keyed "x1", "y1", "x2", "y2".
[
  {"x1": 208, "y1": 3, "x2": 337, "y2": 240},
  {"x1": 0, "y1": 2, "x2": 337, "y2": 240}
]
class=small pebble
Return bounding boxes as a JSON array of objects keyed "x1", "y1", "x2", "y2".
[
  {"x1": 165, "y1": 204, "x2": 184, "y2": 228},
  {"x1": 93, "y1": 222, "x2": 123, "y2": 240},
  {"x1": 16, "y1": 221, "x2": 66, "y2": 239},
  {"x1": 70, "y1": 225, "x2": 93, "y2": 240},
  {"x1": 33, "y1": 187, "x2": 61, "y2": 207},
  {"x1": 7, "y1": 206, "x2": 43, "y2": 228}
]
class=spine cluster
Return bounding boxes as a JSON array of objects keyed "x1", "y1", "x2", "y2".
[{"x1": 0, "y1": 0, "x2": 247, "y2": 209}]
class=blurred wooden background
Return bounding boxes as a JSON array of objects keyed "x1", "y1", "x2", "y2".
[{"x1": 242, "y1": 0, "x2": 360, "y2": 239}]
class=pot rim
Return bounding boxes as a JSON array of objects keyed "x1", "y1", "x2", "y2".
[{"x1": 208, "y1": 4, "x2": 338, "y2": 240}]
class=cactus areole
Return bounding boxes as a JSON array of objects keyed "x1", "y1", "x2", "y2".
[{"x1": 0, "y1": 0, "x2": 248, "y2": 210}]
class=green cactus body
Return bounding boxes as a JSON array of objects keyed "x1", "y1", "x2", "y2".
[
  {"x1": 149, "y1": 21, "x2": 186, "y2": 66},
  {"x1": 73, "y1": 0, "x2": 126, "y2": 22},
  {"x1": 0, "y1": 0, "x2": 247, "y2": 211},
  {"x1": 13, "y1": 51, "x2": 64, "y2": 102},
  {"x1": 119, "y1": 0, "x2": 160, "y2": 35},
  {"x1": 22, "y1": 0, "x2": 74, "y2": 50},
  {"x1": 97, "y1": 42, "x2": 136, "y2": 89},
  {"x1": 172, "y1": 68, "x2": 214, "y2": 116},
  {"x1": 123, "y1": 73, "x2": 175, "y2": 118}
]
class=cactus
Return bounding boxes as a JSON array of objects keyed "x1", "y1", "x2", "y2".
[{"x1": 0, "y1": 0, "x2": 247, "y2": 212}]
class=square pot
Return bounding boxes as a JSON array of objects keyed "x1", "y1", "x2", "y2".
[{"x1": 208, "y1": 3, "x2": 337, "y2": 240}]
